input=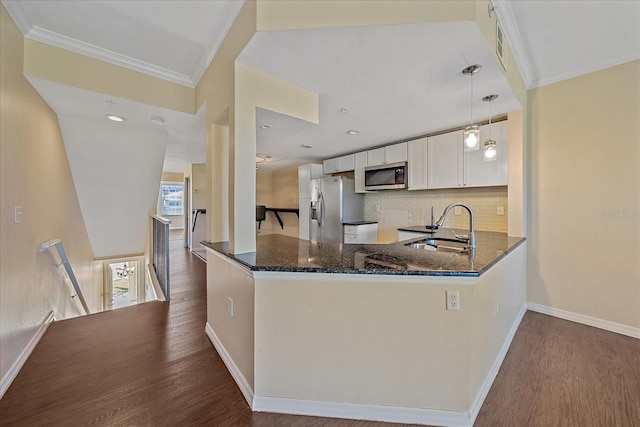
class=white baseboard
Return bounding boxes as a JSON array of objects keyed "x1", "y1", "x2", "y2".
[
  {"x1": 527, "y1": 303, "x2": 640, "y2": 339},
  {"x1": 469, "y1": 302, "x2": 528, "y2": 424},
  {"x1": 253, "y1": 396, "x2": 471, "y2": 427},
  {"x1": 0, "y1": 311, "x2": 58, "y2": 399},
  {"x1": 204, "y1": 322, "x2": 254, "y2": 407}
]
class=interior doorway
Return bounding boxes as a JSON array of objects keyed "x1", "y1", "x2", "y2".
[{"x1": 103, "y1": 258, "x2": 144, "y2": 310}]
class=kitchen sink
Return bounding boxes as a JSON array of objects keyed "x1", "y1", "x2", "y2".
[{"x1": 404, "y1": 238, "x2": 468, "y2": 253}]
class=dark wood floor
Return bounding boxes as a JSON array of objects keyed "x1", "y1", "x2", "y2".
[{"x1": 1, "y1": 236, "x2": 638, "y2": 426}]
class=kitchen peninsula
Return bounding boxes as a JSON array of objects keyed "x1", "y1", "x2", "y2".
[{"x1": 202, "y1": 230, "x2": 527, "y2": 426}]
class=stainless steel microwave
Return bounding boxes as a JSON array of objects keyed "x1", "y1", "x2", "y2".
[{"x1": 364, "y1": 161, "x2": 407, "y2": 190}]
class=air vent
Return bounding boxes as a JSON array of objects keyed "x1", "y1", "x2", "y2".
[{"x1": 496, "y1": 20, "x2": 507, "y2": 71}]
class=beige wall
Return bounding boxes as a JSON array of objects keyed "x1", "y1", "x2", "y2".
[
  {"x1": 256, "y1": 167, "x2": 300, "y2": 238},
  {"x1": 527, "y1": 60, "x2": 640, "y2": 330},
  {"x1": 253, "y1": 244, "x2": 526, "y2": 414},
  {"x1": 0, "y1": 5, "x2": 101, "y2": 383},
  {"x1": 23, "y1": 39, "x2": 194, "y2": 114}
]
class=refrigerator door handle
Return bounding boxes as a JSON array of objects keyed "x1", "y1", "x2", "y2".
[{"x1": 318, "y1": 192, "x2": 325, "y2": 227}]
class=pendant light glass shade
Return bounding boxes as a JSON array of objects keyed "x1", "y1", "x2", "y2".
[
  {"x1": 483, "y1": 139, "x2": 497, "y2": 161},
  {"x1": 464, "y1": 125, "x2": 480, "y2": 151},
  {"x1": 482, "y1": 94, "x2": 499, "y2": 162},
  {"x1": 462, "y1": 64, "x2": 482, "y2": 152}
]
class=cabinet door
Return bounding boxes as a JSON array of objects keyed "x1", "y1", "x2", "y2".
[
  {"x1": 367, "y1": 148, "x2": 386, "y2": 166},
  {"x1": 386, "y1": 142, "x2": 408, "y2": 164},
  {"x1": 408, "y1": 138, "x2": 427, "y2": 190},
  {"x1": 464, "y1": 120, "x2": 508, "y2": 187},
  {"x1": 323, "y1": 158, "x2": 339, "y2": 174},
  {"x1": 337, "y1": 154, "x2": 355, "y2": 172},
  {"x1": 427, "y1": 131, "x2": 463, "y2": 189},
  {"x1": 354, "y1": 152, "x2": 367, "y2": 193}
]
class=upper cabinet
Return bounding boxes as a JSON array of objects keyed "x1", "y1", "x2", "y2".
[
  {"x1": 407, "y1": 138, "x2": 428, "y2": 190},
  {"x1": 427, "y1": 131, "x2": 463, "y2": 189},
  {"x1": 423, "y1": 120, "x2": 508, "y2": 190},
  {"x1": 323, "y1": 154, "x2": 355, "y2": 174},
  {"x1": 354, "y1": 152, "x2": 368, "y2": 194},
  {"x1": 367, "y1": 142, "x2": 407, "y2": 166}
]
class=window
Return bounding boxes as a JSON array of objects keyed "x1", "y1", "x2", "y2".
[{"x1": 160, "y1": 183, "x2": 184, "y2": 216}]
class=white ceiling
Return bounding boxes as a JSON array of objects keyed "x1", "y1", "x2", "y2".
[{"x1": 3, "y1": 0, "x2": 639, "y2": 173}]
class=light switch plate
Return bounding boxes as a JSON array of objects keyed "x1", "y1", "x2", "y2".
[{"x1": 14, "y1": 206, "x2": 24, "y2": 223}]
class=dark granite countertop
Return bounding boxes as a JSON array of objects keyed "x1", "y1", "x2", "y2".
[
  {"x1": 202, "y1": 228, "x2": 525, "y2": 277},
  {"x1": 343, "y1": 221, "x2": 379, "y2": 226}
]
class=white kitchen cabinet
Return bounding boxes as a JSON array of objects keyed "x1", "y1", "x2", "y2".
[
  {"x1": 323, "y1": 154, "x2": 355, "y2": 174},
  {"x1": 464, "y1": 121, "x2": 508, "y2": 187},
  {"x1": 407, "y1": 138, "x2": 428, "y2": 190},
  {"x1": 344, "y1": 223, "x2": 379, "y2": 244},
  {"x1": 354, "y1": 152, "x2": 368, "y2": 194},
  {"x1": 298, "y1": 163, "x2": 324, "y2": 199},
  {"x1": 298, "y1": 163, "x2": 324, "y2": 240},
  {"x1": 366, "y1": 142, "x2": 407, "y2": 166},
  {"x1": 426, "y1": 121, "x2": 508, "y2": 189},
  {"x1": 427, "y1": 131, "x2": 463, "y2": 189}
]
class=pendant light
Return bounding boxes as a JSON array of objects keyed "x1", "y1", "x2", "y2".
[
  {"x1": 482, "y1": 94, "x2": 499, "y2": 161},
  {"x1": 462, "y1": 64, "x2": 482, "y2": 151}
]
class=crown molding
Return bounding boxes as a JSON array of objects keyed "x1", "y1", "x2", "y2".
[
  {"x1": 26, "y1": 26, "x2": 195, "y2": 88},
  {"x1": 530, "y1": 50, "x2": 640, "y2": 89},
  {"x1": 191, "y1": 0, "x2": 245, "y2": 86},
  {"x1": 492, "y1": 0, "x2": 535, "y2": 89}
]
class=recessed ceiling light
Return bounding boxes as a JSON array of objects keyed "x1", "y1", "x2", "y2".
[
  {"x1": 106, "y1": 114, "x2": 126, "y2": 122},
  {"x1": 260, "y1": 124, "x2": 272, "y2": 129},
  {"x1": 346, "y1": 129, "x2": 360, "y2": 135},
  {"x1": 301, "y1": 144, "x2": 313, "y2": 149},
  {"x1": 150, "y1": 116, "x2": 165, "y2": 126},
  {"x1": 256, "y1": 156, "x2": 266, "y2": 163},
  {"x1": 339, "y1": 108, "x2": 348, "y2": 114}
]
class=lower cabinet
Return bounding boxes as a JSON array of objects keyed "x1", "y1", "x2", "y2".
[{"x1": 344, "y1": 223, "x2": 378, "y2": 244}]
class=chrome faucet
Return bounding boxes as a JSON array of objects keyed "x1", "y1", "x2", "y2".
[{"x1": 435, "y1": 203, "x2": 476, "y2": 249}]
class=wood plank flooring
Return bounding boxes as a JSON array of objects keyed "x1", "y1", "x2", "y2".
[{"x1": 1, "y1": 236, "x2": 638, "y2": 426}]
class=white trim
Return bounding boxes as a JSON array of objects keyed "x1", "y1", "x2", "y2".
[
  {"x1": 530, "y1": 53, "x2": 640, "y2": 89},
  {"x1": 204, "y1": 322, "x2": 254, "y2": 407},
  {"x1": 493, "y1": 0, "x2": 534, "y2": 89},
  {"x1": 253, "y1": 396, "x2": 470, "y2": 427},
  {"x1": 191, "y1": 0, "x2": 245, "y2": 85},
  {"x1": 25, "y1": 26, "x2": 194, "y2": 88},
  {"x1": 147, "y1": 263, "x2": 166, "y2": 302},
  {"x1": 253, "y1": 271, "x2": 478, "y2": 286},
  {"x1": 527, "y1": 303, "x2": 640, "y2": 339},
  {"x1": 0, "y1": 311, "x2": 58, "y2": 399},
  {"x1": 469, "y1": 302, "x2": 527, "y2": 424}
]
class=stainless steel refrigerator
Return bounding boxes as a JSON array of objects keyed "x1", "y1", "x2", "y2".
[{"x1": 309, "y1": 176, "x2": 364, "y2": 243}]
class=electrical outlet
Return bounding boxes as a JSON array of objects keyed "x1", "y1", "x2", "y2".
[
  {"x1": 227, "y1": 297, "x2": 234, "y2": 317},
  {"x1": 496, "y1": 299, "x2": 500, "y2": 317},
  {"x1": 454, "y1": 206, "x2": 462, "y2": 215},
  {"x1": 446, "y1": 290, "x2": 460, "y2": 311},
  {"x1": 497, "y1": 205, "x2": 505, "y2": 216}
]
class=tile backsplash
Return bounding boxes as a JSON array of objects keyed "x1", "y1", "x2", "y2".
[{"x1": 364, "y1": 187, "x2": 508, "y2": 242}]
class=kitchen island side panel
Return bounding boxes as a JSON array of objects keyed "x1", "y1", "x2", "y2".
[
  {"x1": 468, "y1": 243, "x2": 527, "y2": 416},
  {"x1": 254, "y1": 274, "x2": 473, "y2": 412},
  {"x1": 205, "y1": 248, "x2": 255, "y2": 394}
]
